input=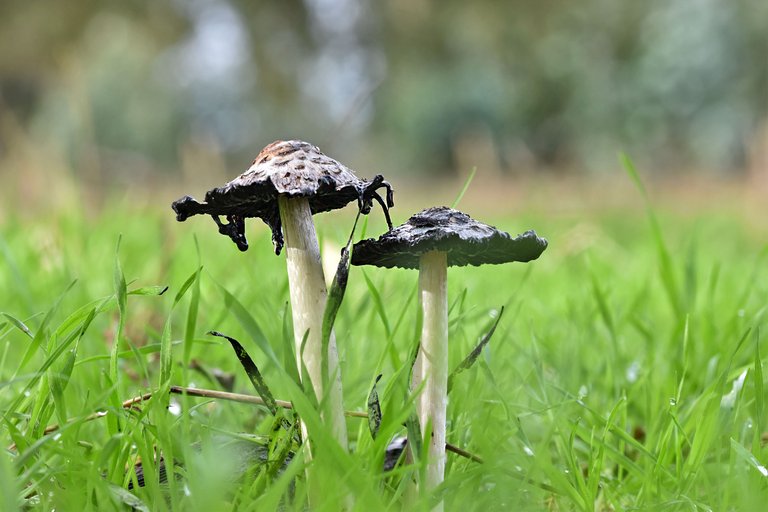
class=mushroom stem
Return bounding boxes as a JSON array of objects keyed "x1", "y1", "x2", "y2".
[
  {"x1": 278, "y1": 195, "x2": 348, "y2": 450},
  {"x1": 417, "y1": 249, "x2": 448, "y2": 506}
]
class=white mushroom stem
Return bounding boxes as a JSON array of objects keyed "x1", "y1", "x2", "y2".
[
  {"x1": 417, "y1": 250, "x2": 448, "y2": 507},
  {"x1": 278, "y1": 195, "x2": 348, "y2": 450}
]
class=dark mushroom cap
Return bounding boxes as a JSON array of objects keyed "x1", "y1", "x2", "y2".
[
  {"x1": 351, "y1": 206, "x2": 548, "y2": 269},
  {"x1": 171, "y1": 140, "x2": 393, "y2": 254}
]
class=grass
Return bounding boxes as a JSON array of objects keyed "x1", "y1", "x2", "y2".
[{"x1": 1, "y1": 175, "x2": 767, "y2": 511}]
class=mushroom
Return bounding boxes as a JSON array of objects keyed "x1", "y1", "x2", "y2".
[
  {"x1": 351, "y1": 206, "x2": 547, "y2": 500},
  {"x1": 172, "y1": 140, "x2": 393, "y2": 255},
  {"x1": 171, "y1": 140, "x2": 394, "y2": 450}
]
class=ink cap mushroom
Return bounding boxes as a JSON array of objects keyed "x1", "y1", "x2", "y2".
[
  {"x1": 172, "y1": 139, "x2": 394, "y2": 254},
  {"x1": 171, "y1": 140, "x2": 394, "y2": 450},
  {"x1": 351, "y1": 206, "x2": 547, "y2": 499}
]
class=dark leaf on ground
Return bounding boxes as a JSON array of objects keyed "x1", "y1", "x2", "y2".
[
  {"x1": 208, "y1": 331, "x2": 279, "y2": 417},
  {"x1": 367, "y1": 374, "x2": 383, "y2": 440},
  {"x1": 448, "y1": 306, "x2": 504, "y2": 392}
]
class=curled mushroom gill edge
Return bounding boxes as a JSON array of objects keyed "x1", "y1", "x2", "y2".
[
  {"x1": 211, "y1": 214, "x2": 249, "y2": 252},
  {"x1": 358, "y1": 175, "x2": 395, "y2": 230},
  {"x1": 172, "y1": 195, "x2": 203, "y2": 222},
  {"x1": 173, "y1": 173, "x2": 393, "y2": 255}
]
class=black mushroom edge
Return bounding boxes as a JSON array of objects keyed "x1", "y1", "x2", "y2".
[
  {"x1": 172, "y1": 174, "x2": 394, "y2": 255},
  {"x1": 351, "y1": 207, "x2": 548, "y2": 269}
]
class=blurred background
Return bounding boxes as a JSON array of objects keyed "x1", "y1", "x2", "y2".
[{"x1": 0, "y1": 0, "x2": 766, "y2": 212}]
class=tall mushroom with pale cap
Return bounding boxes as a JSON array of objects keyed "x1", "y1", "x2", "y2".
[
  {"x1": 171, "y1": 140, "x2": 394, "y2": 450},
  {"x1": 351, "y1": 206, "x2": 547, "y2": 502}
]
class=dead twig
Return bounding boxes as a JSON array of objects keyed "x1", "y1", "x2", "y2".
[{"x1": 11, "y1": 386, "x2": 483, "y2": 464}]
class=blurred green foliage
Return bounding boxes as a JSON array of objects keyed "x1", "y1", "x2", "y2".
[{"x1": 0, "y1": 0, "x2": 766, "y2": 181}]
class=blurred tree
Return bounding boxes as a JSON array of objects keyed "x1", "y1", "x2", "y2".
[
  {"x1": 0, "y1": 1, "x2": 186, "y2": 118},
  {"x1": 0, "y1": 0, "x2": 765, "y2": 181},
  {"x1": 372, "y1": 0, "x2": 767, "y2": 175}
]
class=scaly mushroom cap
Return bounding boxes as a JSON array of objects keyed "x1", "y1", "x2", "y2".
[
  {"x1": 351, "y1": 206, "x2": 547, "y2": 269},
  {"x1": 172, "y1": 140, "x2": 394, "y2": 254}
]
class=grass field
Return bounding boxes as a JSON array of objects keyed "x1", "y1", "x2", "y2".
[{"x1": 1, "y1": 171, "x2": 767, "y2": 511}]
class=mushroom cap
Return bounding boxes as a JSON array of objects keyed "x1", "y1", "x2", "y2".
[
  {"x1": 351, "y1": 206, "x2": 548, "y2": 269},
  {"x1": 171, "y1": 140, "x2": 392, "y2": 254}
]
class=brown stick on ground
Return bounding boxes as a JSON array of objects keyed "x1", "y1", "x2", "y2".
[{"x1": 13, "y1": 386, "x2": 483, "y2": 464}]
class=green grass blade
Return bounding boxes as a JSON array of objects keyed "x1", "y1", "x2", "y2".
[
  {"x1": 174, "y1": 267, "x2": 201, "y2": 307},
  {"x1": 108, "y1": 485, "x2": 150, "y2": 512},
  {"x1": 753, "y1": 330, "x2": 764, "y2": 448},
  {"x1": 451, "y1": 166, "x2": 477, "y2": 209},
  {"x1": 252, "y1": 451, "x2": 307, "y2": 511},
  {"x1": 361, "y1": 269, "x2": 391, "y2": 339},
  {"x1": 358, "y1": 212, "x2": 370, "y2": 240},
  {"x1": 13, "y1": 424, "x2": 61, "y2": 469},
  {"x1": 3, "y1": 417, "x2": 26, "y2": 452},
  {"x1": 216, "y1": 282, "x2": 281, "y2": 368},
  {"x1": 75, "y1": 340, "x2": 186, "y2": 366},
  {"x1": 0, "y1": 313, "x2": 33, "y2": 339},
  {"x1": 53, "y1": 295, "x2": 115, "y2": 338},
  {"x1": 48, "y1": 335, "x2": 80, "y2": 424},
  {"x1": 158, "y1": 266, "x2": 202, "y2": 386},
  {"x1": 589, "y1": 270, "x2": 615, "y2": 338},
  {"x1": 183, "y1": 262, "x2": 202, "y2": 366},
  {"x1": 278, "y1": 377, "x2": 380, "y2": 505},
  {"x1": 159, "y1": 316, "x2": 173, "y2": 386},
  {"x1": 648, "y1": 216, "x2": 682, "y2": 316},
  {"x1": 0, "y1": 440, "x2": 20, "y2": 512},
  {"x1": 0, "y1": 231, "x2": 35, "y2": 314},
  {"x1": 684, "y1": 237, "x2": 698, "y2": 311},
  {"x1": 298, "y1": 329, "x2": 316, "y2": 407},
  {"x1": 620, "y1": 152, "x2": 683, "y2": 317},
  {"x1": 730, "y1": 438, "x2": 768, "y2": 478},
  {"x1": 321, "y1": 246, "x2": 350, "y2": 389},
  {"x1": 389, "y1": 282, "x2": 417, "y2": 341},
  {"x1": 735, "y1": 246, "x2": 768, "y2": 311},
  {"x1": 280, "y1": 301, "x2": 301, "y2": 385},
  {"x1": 111, "y1": 235, "x2": 127, "y2": 385},
  {"x1": 406, "y1": 318, "x2": 423, "y2": 466},
  {"x1": 127, "y1": 285, "x2": 168, "y2": 296},
  {"x1": 3, "y1": 307, "x2": 97, "y2": 422},
  {"x1": 619, "y1": 152, "x2": 649, "y2": 200}
]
